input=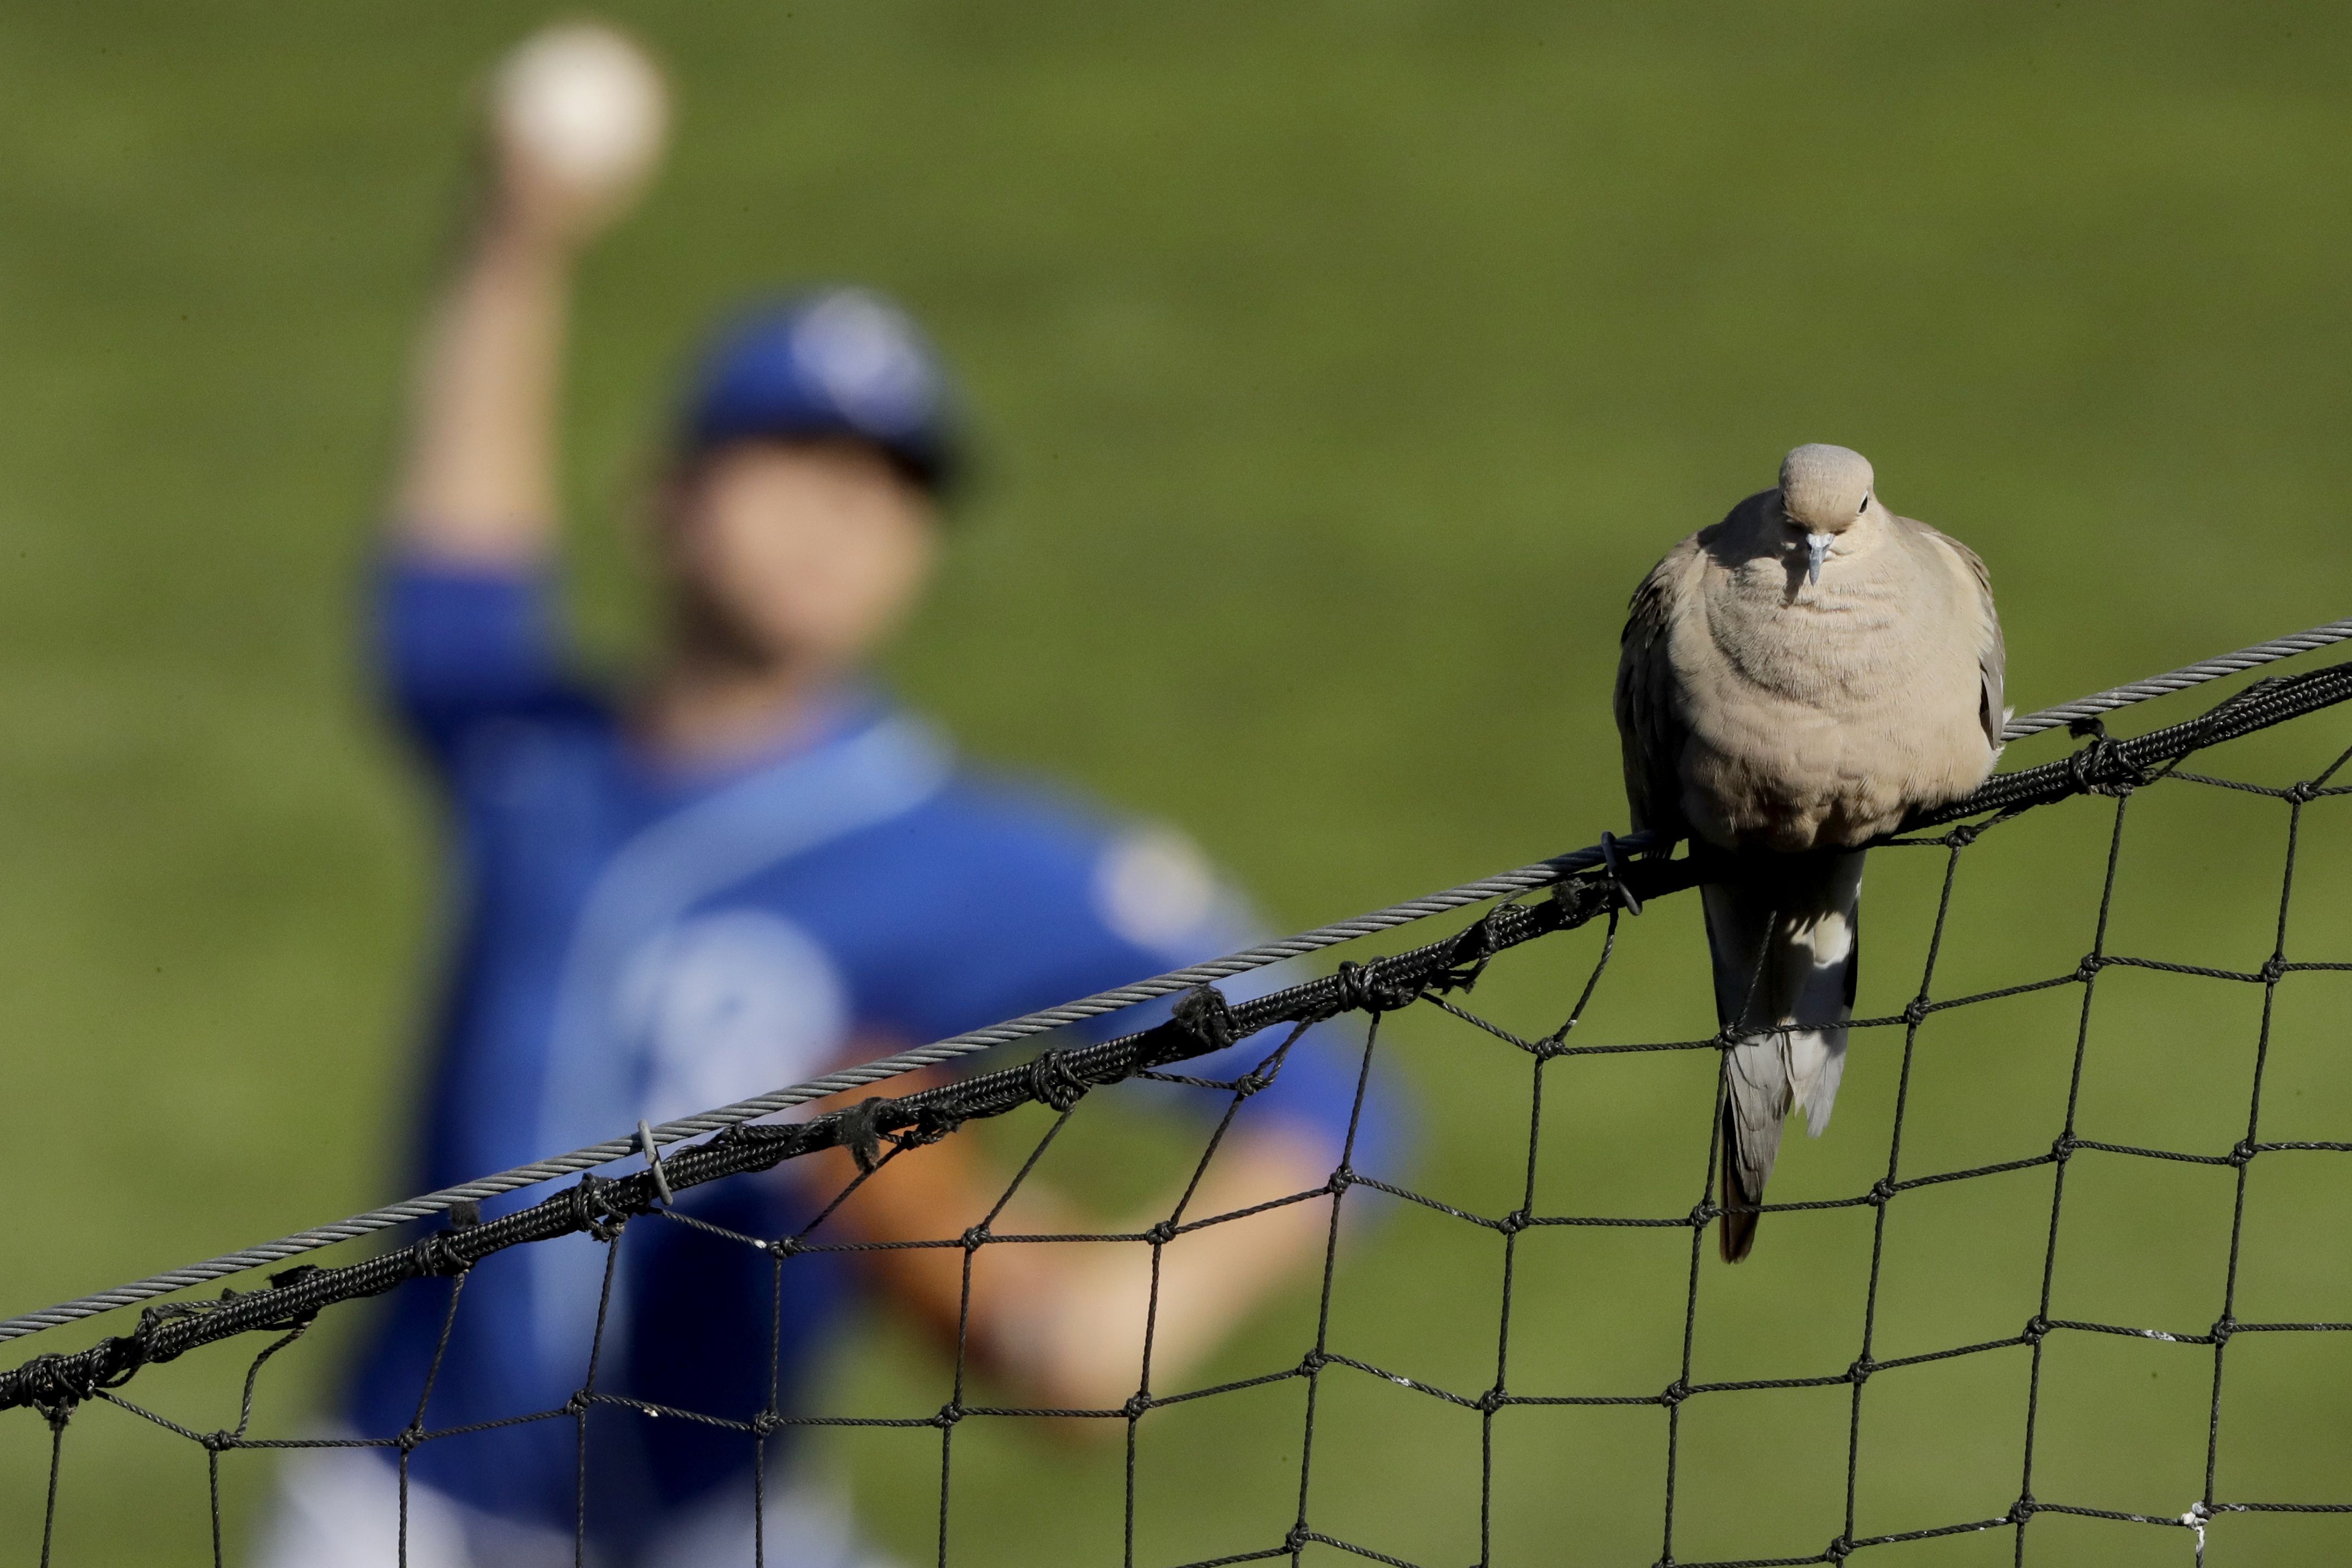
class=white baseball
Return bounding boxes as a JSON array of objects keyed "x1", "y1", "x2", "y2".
[{"x1": 494, "y1": 22, "x2": 668, "y2": 194}]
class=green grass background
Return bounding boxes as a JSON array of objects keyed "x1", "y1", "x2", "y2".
[{"x1": 4, "y1": 2, "x2": 2352, "y2": 1563}]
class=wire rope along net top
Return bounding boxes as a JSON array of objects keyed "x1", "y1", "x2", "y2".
[
  {"x1": 8, "y1": 613, "x2": 2349, "y2": 1350},
  {"x1": 5, "y1": 620, "x2": 2352, "y2": 1568}
]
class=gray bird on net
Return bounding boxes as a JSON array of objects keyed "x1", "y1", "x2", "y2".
[{"x1": 1615, "y1": 443, "x2": 2008, "y2": 1260}]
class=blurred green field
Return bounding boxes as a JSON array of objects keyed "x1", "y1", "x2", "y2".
[{"x1": 4, "y1": 2, "x2": 2352, "y2": 1564}]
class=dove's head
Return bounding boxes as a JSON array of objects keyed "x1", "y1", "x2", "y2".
[{"x1": 1777, "y1": 443, "x2": 1877, "y2": 585}]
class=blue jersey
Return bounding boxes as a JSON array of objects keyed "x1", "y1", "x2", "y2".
[{"x1": 344, "y1": 559, "x2": 1397, "y2": 1555}]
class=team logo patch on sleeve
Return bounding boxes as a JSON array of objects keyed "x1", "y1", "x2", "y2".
[
  {"x1": 621, "y1": 910, "x2": 851, "y2": 1126},
  {"x1": 1092, "y1": 828, "x2": 1219, "y2": 955}
]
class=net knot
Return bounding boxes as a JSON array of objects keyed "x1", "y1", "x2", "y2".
[
  {"x1": 1333, "y1": 961, "x2": 1417, "y2": 1015},
  {"x1": 1172, "y1": 984, "x2": 1240, "y2": 1053},
  {"x1": 1658, "y1": 1378, "x2": 1691, "y2": 1408},
  {"x1": 837, "y1": 1097, "x2": 894, "y2": 1175},
  {"x1": 2065, "y1": 719, "x2": 2149, "y2": 797},
  {"x1": 764, "y1": 1235, "x2": 803, "y2": 1258},
  {"x1": 1144, "y1": 1219, "x2": 1180, "y2": 1247},
  {"x1": 1900, "y1": 996, "x2": 1932, "y2": 1027},
  {"x1": 1597, "y1": 831, "x2": 1645, "y2": 916},
  {"x1": 2258, "y1": 953, "x2": 2289, "y2": 985},
  {"x1": 1285, "y1": 1526, "x2": 1313, "y2": 1554},
  {"x1": 1122, "y1": 1390, "x2": 1153, "y2": 1419},
  {"x1": 1824, "y1": 1535, "x2": 1854, "y2": 1563},
  {"x1": 2050, "y1": 1136, "x2": 2077, "y2": 1164},
  {"x1": 1497, "y1": 1208, "x2": 1531, "y2": 1236},
  {"x1": 2009, "y1": 1493, "x2": 2038, "y2": 1523},
  {"x1": 17, "y1": 1350, "x2": 116, "y2": 1424},
  {"x1": 1866, "y1": 1178, "x2": 1898, "y2": 1208},
  {"x1": 1436, "y1": 911, "x2": 1505, "y2": 993},
  {"x1": 751, "y1": 1409, "x2": 782, "y2": 1437},
  {"x1": 1476, "y1": 1384, "x2": 1508, "y2": 1414},
  {"x1": 2227, "y1": 1139, "x2": 2258, "y2": 1169},
  {"x1": 932, "y1": 1402, "x2": 964, "y2": 1429},
  {"x1": 901, "y1": 1105, "x2": 965, "y2": 1151},
  {"x1": 568, "y1": 1175, "x2": 626, "y2": 1242},
  {"x1": 2286, "y1": 779, "x2": 2323, "y2": 804},
  {"x1": 1230, "y1": 1069, "x2": 1272, "y2": 1098},
  {"x1": 1687, "y1": 1200, "x2": 1717, "y2": 1230},
  {"x1": 961, "y1": 1225, "x2": 989, "y2": 1252},
  {"x1": 397, "y1": 1424, "x2": 426, "y2": 1451},
  {"x1": 1845, "y1": 1356, "x2": 1877, "y2": 1385},
  {"x1": 1025, "y1": 1049, "x2": 1090, "y2": 1113},
  {"x1": 1548, "y1": 873, "x2": 1615, "y2": 931},
  {"x1": 200, "y1": 1427, "x2": 235, "y2": 1454},
  {"x1": 2210, "y1": 1316, "x2": 2238, "y2": 1344},
  {"x1": 1942, "y1": 821, "x2": 1986, "y2": 849},
  {"x1": 2022, "y1": 1315, "x2": 2051, "y2": 1346},
  {"x1": 2074, "y1": 953, "x2": 2106, "y2": 983},
  {"x1": 1299, "y1": 1350, "x2": 1329, "y2": 1375},
  {"x1": 415, "y1": 1228, "x2": 474, "y2": 1278},
  {"x1": 1327, "y1": 1165, "x2": 1357, "y2": 1194}
]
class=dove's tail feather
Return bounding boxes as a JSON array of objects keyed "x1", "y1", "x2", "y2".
[
  {"x1": 1718, "y1": 1102, "x2": 1762, "y2": 1262},
  {"x1": 1699, "y1": 848, "x2": 1867, "y2": 1263}
]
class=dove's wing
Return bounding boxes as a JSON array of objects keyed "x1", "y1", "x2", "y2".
[
  {"x1": 1919, "y1": 523, "x2": 2007, "y2": 751},
  {"x1": 1614, "y1": 534, "x2": 1701, "y2": 845}
]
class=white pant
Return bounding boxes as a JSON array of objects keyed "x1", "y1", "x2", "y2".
[{"x1": 254, "y1": 1432, "x2": 895, "y2": 1568}]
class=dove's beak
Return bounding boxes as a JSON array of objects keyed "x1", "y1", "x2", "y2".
[{"x1": 1806, "y1": 532, "x2": 1833, "y2": 585}]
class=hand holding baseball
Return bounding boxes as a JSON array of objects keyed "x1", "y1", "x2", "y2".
[{"x1": 489, "y1": 22, "x2": 670, "y2": 246}]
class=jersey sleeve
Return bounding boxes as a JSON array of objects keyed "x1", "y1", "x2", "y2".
[
  {"x1": 372, "y1": 553, "x2": 576, "y2": 770},
  {"x1": 892, "y1": 801, "x2": 1411, "y2": 1178}
]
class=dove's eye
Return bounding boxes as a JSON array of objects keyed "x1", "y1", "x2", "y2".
[{"x1": 1857, "y1": 495, "x2": 1870, "y2": 514}]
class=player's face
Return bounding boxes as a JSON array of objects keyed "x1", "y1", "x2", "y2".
[{"x1": 661, "y1": 439, "x2": 939, "y2": 671}]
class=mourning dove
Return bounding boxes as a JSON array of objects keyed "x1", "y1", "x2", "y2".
[{"x1": 1615, "y1": 444, "x2": 2005, "y2": 1260}]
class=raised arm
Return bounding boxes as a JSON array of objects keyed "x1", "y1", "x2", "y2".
[{"x1": 391, "y1": 23, "x2": 667, "y2": 565}]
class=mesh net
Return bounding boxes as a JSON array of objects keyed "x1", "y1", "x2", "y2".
[{"x1": 8, "y1": 654, "x2": 2352, "y2": 1568}]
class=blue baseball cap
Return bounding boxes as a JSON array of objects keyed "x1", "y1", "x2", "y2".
[{"x1": 681, "y1": 287, "x2": 962, "y2": 494}]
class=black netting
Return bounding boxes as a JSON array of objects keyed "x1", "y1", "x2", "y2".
[{"x1": 8, "y1": 659, "x2": 2352, "y2": 1567}]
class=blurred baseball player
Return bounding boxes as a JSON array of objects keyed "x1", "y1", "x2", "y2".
[{"x1": 262, "y1": 23, "x2": 1397, "y2": 1568}]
